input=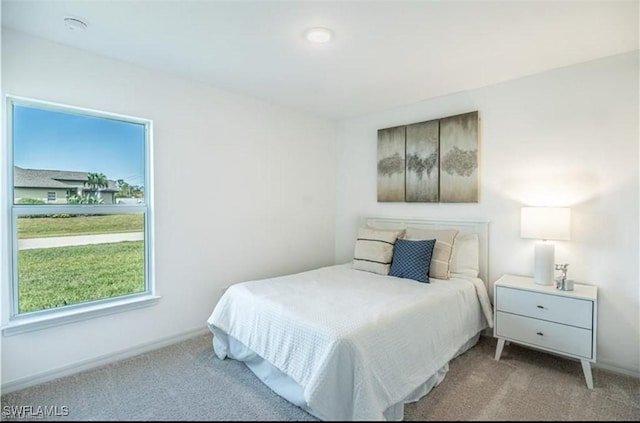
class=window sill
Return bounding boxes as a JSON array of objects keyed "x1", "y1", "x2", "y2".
[{"x1": 2, "y1": 295, "x2": 161, "y2": 336}]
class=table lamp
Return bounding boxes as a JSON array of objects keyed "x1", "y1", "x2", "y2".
[{"x1": 521, "y1": 207, "x2": 571, "y2": 285}]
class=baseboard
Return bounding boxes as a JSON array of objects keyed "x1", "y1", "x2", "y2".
[
  {"x1": 1, "y1": 326, "x2": 211, "y2": 394},
  {"x1": 593, "y1": 359, "x2": 640, "y2": 379}
]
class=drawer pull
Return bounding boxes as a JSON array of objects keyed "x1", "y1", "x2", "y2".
[
  {"x1": 536, "y1": 332, "x2": 544, "y2": 336},
  {"x1": 536, "y1": 305, "x2": 545, "y2": 309}
]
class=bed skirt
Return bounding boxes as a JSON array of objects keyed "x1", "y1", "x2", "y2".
[{"x1": 212, "y1": 330, "x2": 482, "y2": 421}]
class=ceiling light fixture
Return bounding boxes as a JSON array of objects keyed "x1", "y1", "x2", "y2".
[
  {"x1": 63, "y1": 17, "x2": 88, "y2": 32},
  {"x1": 304, "y1": 27, "x2": 332, "y2": 44}
]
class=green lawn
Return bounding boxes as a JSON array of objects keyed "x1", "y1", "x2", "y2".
[
  {"x1": 18, "y1": 241, "x2": 144, "y2": 313},
  {"x1": 18, "y1": 214, "x2": 143, "y2": 239}
]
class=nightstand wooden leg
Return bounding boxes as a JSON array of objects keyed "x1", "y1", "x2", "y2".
[
  {"x1": 495, "y1": 338, "x2": 506, "y2": 361},
  {"x1": 581, "y1": 360, "x2": 594, "y2": 389}
]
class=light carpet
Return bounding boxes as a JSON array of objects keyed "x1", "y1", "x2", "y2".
[{"x1": 1, "y1": 334, "x2": 638, "y2": 421}]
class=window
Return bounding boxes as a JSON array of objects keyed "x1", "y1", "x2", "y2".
[{"x1": 7, "y1": 96, "x2": 154, "y2": 326}]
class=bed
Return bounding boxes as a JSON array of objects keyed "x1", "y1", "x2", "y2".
[{"x1": 207, "y1": 217, "x2": 493, "y2": 421}]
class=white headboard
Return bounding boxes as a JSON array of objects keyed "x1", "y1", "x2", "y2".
[{"x1": 361, "y1": 216, "x2": 490, "y2": 287}]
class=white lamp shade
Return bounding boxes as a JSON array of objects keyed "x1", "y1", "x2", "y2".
[{"x1": 521, "y1": 207, "x2": 571, "y2": 241}]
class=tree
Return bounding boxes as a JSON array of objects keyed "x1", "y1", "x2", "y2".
[
  {"x1": 115, "y1": 179, "x2": 131, "y2": 198},
  {"x1": 76, "y1": 172, "x2": 109, "y2": 204},
  {"x1": 85, "y1": 172, "x2": 108, "y2": 194},
  {"x1": 115, "y1": 178, "x2": 144, "y2": 198},
  {"x1": 131, "y1": 185, "x2": 144, "y2": 198}
]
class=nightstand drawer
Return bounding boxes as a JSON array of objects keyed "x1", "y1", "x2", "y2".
[
  {"x1": 496, "y1": 311, "x2": 592, "y2": 358},
  {"x1": 496, "y1": 286, "x2": 593, "y2": 329}
]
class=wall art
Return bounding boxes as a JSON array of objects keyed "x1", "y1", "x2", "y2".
[
  {"x1": 376, "y1": 125, "x2": 406, "y2": 202},
  {"x1": 377, "y1": 111, "x2": 479, "y2": 203}
]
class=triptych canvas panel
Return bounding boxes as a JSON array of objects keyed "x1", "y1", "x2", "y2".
[{"x1": 377, "y1": 111, "x2": 479, "y2": 203}]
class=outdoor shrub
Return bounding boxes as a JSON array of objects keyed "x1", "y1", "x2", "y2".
[{"x1": 16, "y1": 197, "x2": 45, "y2": 205}]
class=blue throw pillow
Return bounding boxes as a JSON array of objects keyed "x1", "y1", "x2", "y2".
[{"x1": 389, "y1": 238, "x2": 436, "y2": 283}]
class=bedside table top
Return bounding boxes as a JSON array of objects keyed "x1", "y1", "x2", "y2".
[{"x1": 495, "y1": 274, "x2": 597, "y2": 301}]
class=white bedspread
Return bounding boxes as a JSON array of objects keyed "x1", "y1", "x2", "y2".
[{"x1": 207, "y1": 264, "x2": 493, "y2": 421}]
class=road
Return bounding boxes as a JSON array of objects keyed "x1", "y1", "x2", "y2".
[{"x1": 18, "y1": 232, "x2": 144, "y2": 250}]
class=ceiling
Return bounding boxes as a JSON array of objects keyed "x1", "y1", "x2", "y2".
[{"x1": 2, "y1": 1, "x2": 638, "y2": 120}]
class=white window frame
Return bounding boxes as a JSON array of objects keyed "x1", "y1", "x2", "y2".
[
  {"x1": 47, "y1": 191, "x2": 56, "y2": 202},
  {"x1": 2, "y1": 96, "x2": 158, "y2": 336}
]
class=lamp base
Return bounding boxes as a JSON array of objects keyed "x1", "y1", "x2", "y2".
[{"x1": 534, "y1": 242, "x2": 555, "y2": 285}]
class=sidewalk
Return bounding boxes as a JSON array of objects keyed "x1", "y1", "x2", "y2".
[{"x1": 18, "y1": 232, "x2": 144, "y2": 250}]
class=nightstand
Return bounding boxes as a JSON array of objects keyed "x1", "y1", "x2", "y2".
[{"x1": 493, "y1": 274, "x2": 598, "y2": 389}]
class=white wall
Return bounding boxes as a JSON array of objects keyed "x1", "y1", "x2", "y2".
[
  {"x1": 1, "y1": 28, "x2": 637, "y2": 388},
  {"x1": 1, "y1": 30, "x2": 336, "y2": 386},
  {"x1": 334, "y1": 52, "x2": 639, "y2": 375}
]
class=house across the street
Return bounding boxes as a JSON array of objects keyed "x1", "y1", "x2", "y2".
[{"x1": 14, "y1": 166, "x2": 117, "y2": 204}]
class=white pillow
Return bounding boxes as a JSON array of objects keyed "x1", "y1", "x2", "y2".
[
  {"x1": 450, "y1": 233, "x2": 480, "y2": 278},
  {"x1": 404, "y1": 227, "x2": 459, "y2": 279},
  {"x1": 353, "y1": 227, "x2": 404, "y2": 275}
]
